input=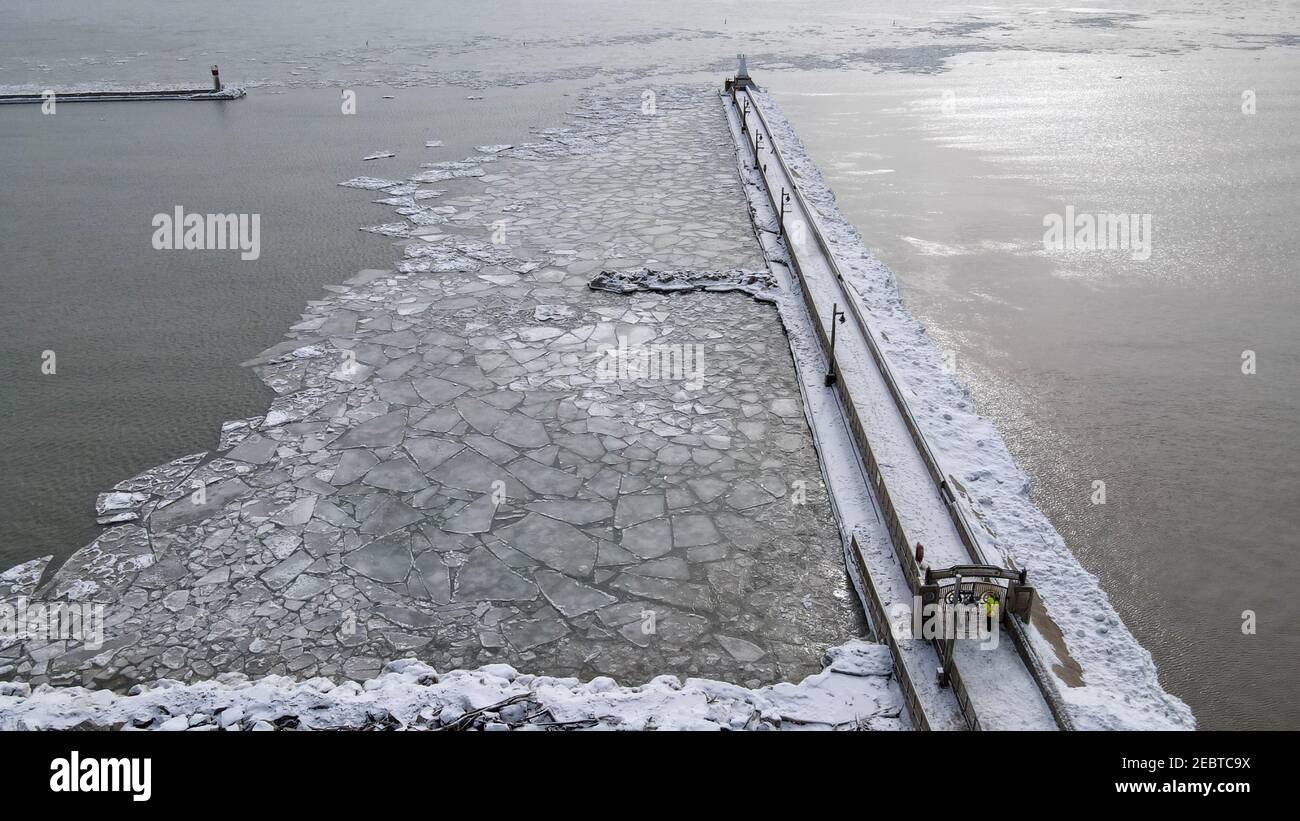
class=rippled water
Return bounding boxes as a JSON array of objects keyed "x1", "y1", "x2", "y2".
[
  {"x1": 0, "y1": 83, "x2": 586, "y2": 567},
  {"x1": 770, "y1": 46, "x2": 1300, "y2": 730}
]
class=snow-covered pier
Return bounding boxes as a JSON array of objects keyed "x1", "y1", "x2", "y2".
[
  {"x1": 721, "y1": 61, "x2": 1193, "y2": 731},
  {"x1": 726, "y1": 67, "x2": 1061, "y2": 731},
  {"x1": 0, "y1": 66, "x2": 244, "y2": 105}
]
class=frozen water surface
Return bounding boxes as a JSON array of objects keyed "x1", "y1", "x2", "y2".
[{"x1": 3, "y1": 87, "x2": 864, "y2": 692}]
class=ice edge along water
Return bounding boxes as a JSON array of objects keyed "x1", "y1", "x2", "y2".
[{"x1": 742, "y1": 87, "x2": 1193, "y2": 731}]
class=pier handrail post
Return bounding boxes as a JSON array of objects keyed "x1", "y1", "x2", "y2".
[{"x1": 825, "y1": 304, "x2": 845, "y2": 387}]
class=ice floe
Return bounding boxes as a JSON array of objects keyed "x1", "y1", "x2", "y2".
[
  {"x1": 338, "y1": 176, "x2": 403, "y2": 190},
  {"x1": 0, "y1": 86, "x2": 859, "y2": 720}
]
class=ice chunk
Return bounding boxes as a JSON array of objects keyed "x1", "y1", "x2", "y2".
[
  {"x1": 360, "y1": 223, "x2": 411, "y2": 238},
  {"x1": 338, "y1": 177, "x2": 402, "y2": 190}
]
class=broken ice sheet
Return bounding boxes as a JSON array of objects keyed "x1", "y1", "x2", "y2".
[
  {"x1": 95, "y1": 491, "x2": 147, "y2": 524},
  {"x1": 534, "y1": 304, "x2": 574, "y2": 321},
  {"x1": 377, "y1": 190, "x2": 444, "y2": 207},
  {"x1": 362, "y1": 151, "x2": 396, "y2": 161},
  {"x1": 405, "y1": 210, "x2": 447, "y2": 227},
  {"x1": 338, "y1": 176, "x2": 403, "y2": 190},
  {"x1": 409, "y1": 167, "x2": 485, "y2": 184},
  {"x1": 2, "y1": 86, "x2": 864, "y2": 699},
  {"x1": 218, "y1": 417, "x2": 263, "y2": 450},
  {"x1": 360, "y1": 223, "x2": 411, "y2": 238}
]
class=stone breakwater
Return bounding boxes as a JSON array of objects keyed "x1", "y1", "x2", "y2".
[
  {"x1": 0, "y1": 641, "x2": 902, "y2": 731},
  {"x1": 1, "y1": 86, "x2": 864, "y2": 697}
]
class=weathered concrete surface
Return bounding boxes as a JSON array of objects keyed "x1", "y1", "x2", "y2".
[{"x1": 0, "y1": 87, "x2": 863, "y2": 691}]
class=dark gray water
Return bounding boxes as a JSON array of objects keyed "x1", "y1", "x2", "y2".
[
  {"x1": 0, "y1": 83, "x2": 585, "y2": 567},
  {"x1": 770, "y1": 46, "x2": 1300, "y2": 729},
  {"x1": 2, "y1": 0, "x2": 1297, "y2": 727}
]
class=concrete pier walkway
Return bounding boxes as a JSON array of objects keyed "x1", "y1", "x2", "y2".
[{"x1": 726, "y1": 79, "x2": 1063, "y2": 730}]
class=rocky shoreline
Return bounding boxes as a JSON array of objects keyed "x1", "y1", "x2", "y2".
[{"x1": 0, "y1": 640, "x2": 902, "y2": 731}]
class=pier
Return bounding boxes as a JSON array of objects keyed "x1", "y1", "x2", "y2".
[
  {"x1": 0, "y1": 66, "x2": 244, "y2": 105},
  {"x1": 723, "y1": 61, "x2": 1072, "y2": 731}
]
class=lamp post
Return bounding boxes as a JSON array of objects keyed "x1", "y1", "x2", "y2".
[
  {"x1": 779, "y1": 188, "x2": 790, "y2": 234},
  {"x1": 825, "y1": 304, "x2": 846, "y2": 387}
]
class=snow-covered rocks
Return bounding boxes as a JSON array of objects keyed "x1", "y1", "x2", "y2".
[
  {"x1": 588, "y1": 268, "x2": 777, "y2": 301},
  {"x1": 0, "y1": 642, "x2": 904, "y2": 731}
]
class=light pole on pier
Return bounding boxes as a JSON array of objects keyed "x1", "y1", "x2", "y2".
[
  {"x1": 825, "y1": 304, "x2": 846, "y2": 387},
  {"x1": 779, "y1": 188, "x2": 790, "y2": 234}
]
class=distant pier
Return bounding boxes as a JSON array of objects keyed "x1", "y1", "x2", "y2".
[{"x1": 0, "y1": 66, "x2": 244, "y2": 105}]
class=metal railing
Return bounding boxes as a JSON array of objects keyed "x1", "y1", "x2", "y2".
[{"x1": 730, "y1": 84, "x2": 1074, "y2": 731}]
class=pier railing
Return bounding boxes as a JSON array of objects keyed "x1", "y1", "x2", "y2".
[{"x1": 730, "y1": 82, "x2": 1074, "y2": 731}]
